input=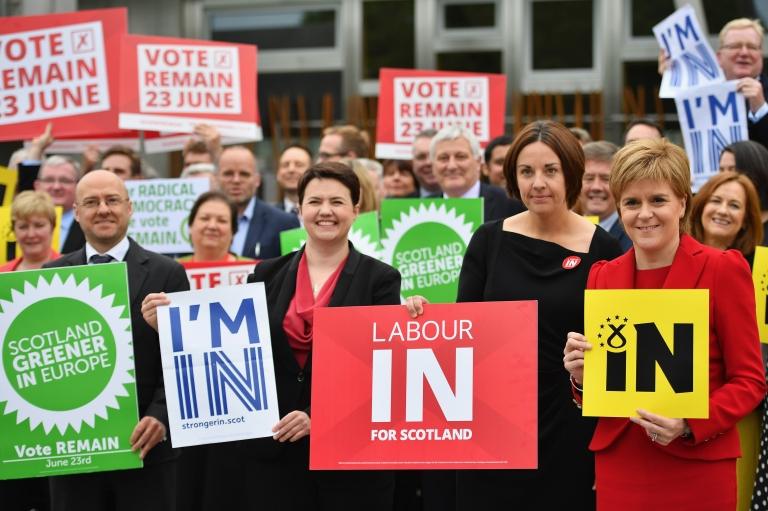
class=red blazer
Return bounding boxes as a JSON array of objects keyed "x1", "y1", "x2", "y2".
[{"x1": 587, "y1": 234, "x2": 766, "y2": 461}]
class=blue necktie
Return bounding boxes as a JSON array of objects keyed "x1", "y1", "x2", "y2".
[{"x1": 89, "y1": 254, "x2": 114, "y2": 264}]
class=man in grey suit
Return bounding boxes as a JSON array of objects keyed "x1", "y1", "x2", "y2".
[
  {"x1": 45, "y1": 170, "x2": 189, "y2": 510},
  {"x1": 579, "y1": 141, "x2": 632, "y2": 252}
]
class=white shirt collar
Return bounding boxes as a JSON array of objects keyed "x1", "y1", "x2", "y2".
[
  {"x1": 444, "y1": 179, "x2": 481, "y2": 199},
  {"x1": 85, "y1": 236, "x2": 130, "y2": 263}
]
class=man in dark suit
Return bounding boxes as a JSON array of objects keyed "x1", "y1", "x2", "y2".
[
  {"x1": 217, "y1": 146, "x2": 299, "y2": 259},
  {"x1": 429, "y1": 126, "x2": 525, "y2": 222},
  {"x1": 715, "y1": 18, "x2": 768, "y2": 147},
  {"x1": 579, "y1": 141, "x2": 632, "y2": 252},
  {"x1": 45, "y1": 170, "x2": 189, "y2": 511}
]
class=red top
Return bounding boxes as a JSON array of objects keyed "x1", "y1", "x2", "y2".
[
  {"x1": 0, "y1": 249, "x2": 60, "y2": 272},
  {"x1": 282, "y1": 252, "x2": 347, "y2": 368},
  {"x1": 634, "y1": 265, "x2": 671, "y2": 289}
]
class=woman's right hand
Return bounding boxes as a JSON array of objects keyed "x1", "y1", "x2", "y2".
[
  {"x1": 564, "y1": 332, "x2": 591, "y2": 386},
  {"x1": 404, "y1": 295, "x2": 429, "y2": 318}
]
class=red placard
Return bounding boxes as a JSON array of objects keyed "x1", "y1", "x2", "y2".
[
  {"x1": 180, "y1": 260, "x2": 258, "y2": 289},
  {"x1": 41, "y1": 130, "x2": 255, "y2": 154},
  {"x1": 310, "y1": 301, "x2": 537, "y2": 470},
  {"x1": 0, "y1": 8, "x2": 127, "y2": 141},
  {"x1": 375, "y1": 68, "x2": 507, "y2": 159},
  {"x1": 118, "y1": 35, "x2": 261, "y2": 140}
]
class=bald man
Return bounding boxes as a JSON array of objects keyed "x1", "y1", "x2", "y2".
[{"x1": 45, "y1": 170, "x2": 189, "y2": 511}]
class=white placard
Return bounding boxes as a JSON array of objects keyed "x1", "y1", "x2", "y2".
[
  {"x1": 674, "y1": 80, "x2": 748, "y2": 191},
  {"x1": 157, "y1": 283, "x2": 280, "y2": 447},
  {"x1": 125, "y1": 177, "x2": 210, "y2": 253},
  {"x1": 653, "y1": 5, "x2": 724, "y2": 98}
]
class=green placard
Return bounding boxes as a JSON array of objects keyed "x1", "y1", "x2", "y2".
[
  {"x1": 380, "y1": 198, "x2": 483, "y2": 303},
  {"x1": 279, "y1": 211, "x2": 382, "y2": 260},
  {"x1": 0, "y1": 264, "x2": 141, "y2": 479}
]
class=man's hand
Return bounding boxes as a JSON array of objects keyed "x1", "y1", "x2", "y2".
[
  {"x1": 193, "y1": 124, "x2": 222, "y2": 160},
  {"x1": 28, "y1": 123, "x2": 54, "y2": 161},
  {"x1": 130, "y1": 416, "x2": 166, "y2": 459},
  {"x1": 737, "y1": 77, "x2": 766, "y2": 114}
]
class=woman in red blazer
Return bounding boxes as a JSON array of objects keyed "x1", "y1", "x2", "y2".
[{"x1": 564, "y1": 139, "x2": 767, "y2": 510}]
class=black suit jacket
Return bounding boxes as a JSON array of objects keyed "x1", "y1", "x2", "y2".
[
  {"x1": 243, "y1": 245, "x2": 400, "y2": 459},
  {"x1": 748, "y1": 75, "x2": 768, "y2": 148},
  {"x1": 241, "y1": 197, "x2": 300, "y2": 259},
  {"x1": 608, "y1": 218, "x2": 632, "y2": 253},
  {"x1": 61, "y1": 220, "x2": 85, "y2": 254},
  {"x1": 428, "y1": 182, "x2": 526, "y2": 222},
  {"x1": 44, "y1": 238, "x2": 190, "y2": 465}
]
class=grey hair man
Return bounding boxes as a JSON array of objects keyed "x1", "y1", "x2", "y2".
[{"x1": 429, "y1": 125, "x2": 525, "y2": 221}]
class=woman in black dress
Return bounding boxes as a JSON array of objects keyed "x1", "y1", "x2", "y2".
[{"x1": 455, "y1": 121, "x2": 622, "y2": 509}]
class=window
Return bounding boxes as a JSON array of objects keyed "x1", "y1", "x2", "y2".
[
  {"x1": 210, "y1": 9, "x2": 336, "y2": 50},
  {"x1": 444, "y1": 3, "x2": 496, "y2": 29},
  {"x1": 630, "y1": 0, "x2": 675, "y2": 38},
  {"x1": 532, "y1": 0, "x2": 593, "y2": 70},
  {"x1": 258, "y1": 72, "x2": 342, "y2": 137},
  {"x1": 437, "y1": 51, "x2": 502, "y2": 73},
  {"x1": 362, "y1": 0, "x2": 414, "y2": 79}
]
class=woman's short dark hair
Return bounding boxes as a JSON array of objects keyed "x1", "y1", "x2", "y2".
[
  {"x1": 722, "y1": 141, "x2": 768, "y2": 211},
  {"x1": 188, "y1": 190, "x2": 239, "y2": 235},
  {"x1": 297, "y1": 161, "x2": 360, "y2": 206},
  {"x1": 503, "y1": 120, "x2": 584, "y2": 208},
  {"x1": 382, "y1": 159, "x2": 419, "y2": 196}
]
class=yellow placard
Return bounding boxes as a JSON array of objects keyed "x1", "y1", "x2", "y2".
[
  {"x1": 583, "y1": 289, "x2": 709, "y2": 418},
  {"x1": 752, "y1": 246, "x2": 768, "y2": 343},
  {"x1": 584, "y1": 215, "x2": 599, "y2": 225},
  {"x1": 50, "y1": 206, "x2": 63, "y2": 255},
  {"x1": 0, "y1": 206, "x2": 14, "y2": 264},
  {"x1": 0, "y1": 166, "x2": 17, "y2": 208}
]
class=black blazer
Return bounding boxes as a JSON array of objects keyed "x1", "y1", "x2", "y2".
[
  {"x1": 242, "y1": 244, "x2": 401, "y2": 459},
  {"x1": 61, "y1": 220, "x2": 85, "y2": 254},
  {"x1": 479, "y1": 182, "x2": 526, "y2": 221},
  {"x1": 44, "y1": 238, "x2": 190, "y2": 465},
  {"x1": 608, "y1": 218, "x2": 633, "y2": 253},
  {"x1": 428, "y1": 182, "x2": 526, "y2": 222},
  {"x1": 748, "y1": 75, "x2": 768, "y2": 148}
]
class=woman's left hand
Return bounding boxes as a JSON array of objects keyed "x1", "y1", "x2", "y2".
[
  {"x1": 272, "y1": 411, "x2": 310, "y2": 442},
  {"x1": 629, "y1": 409, "x2": 689, "y2": 446}
]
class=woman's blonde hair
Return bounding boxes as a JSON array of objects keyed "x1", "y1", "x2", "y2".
[
  {"x1": 11, "y1": 191, "x2": 56, "y2": 229},
  {"x1": 610, "y1": 139, "x2": 692, "y2": 232},
  {"x1": 691, "y1": 171, "x2": 763, "y2": 255},
  {"x1": 349, "y1": 159, "x2": 379, "y2": 212}
]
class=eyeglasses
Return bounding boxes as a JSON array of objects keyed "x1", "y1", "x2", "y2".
[
  {"x1": 78, "y1": 196, "x2": 128, "y2": 209},
  {"x1": 38, "y1": 177, "x2": 76, "y2": 185},
  {"x1": 721, "y1": 42, "x2": 762, "y2": 52}
]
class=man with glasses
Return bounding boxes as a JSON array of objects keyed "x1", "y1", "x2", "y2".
[
  {"x1": 45, "y1": 170, "x2": 189, "y2": 510},
  {"x1": 33, "y1": 155, "x2": 85, "y2": 253},
  {"x1": 716, "y1": 18, "x2": 768, "y2": 147},
  {"x1": 316, "y1": 125, "x2": 369, "y2": 162},
  {"x1": 662, "y1": 18, "x2": 768, "y2": 147}
]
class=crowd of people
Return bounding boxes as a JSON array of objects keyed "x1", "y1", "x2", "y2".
[{"x1": 2, "y1": 13, "x2": 768, "y2": 511}]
